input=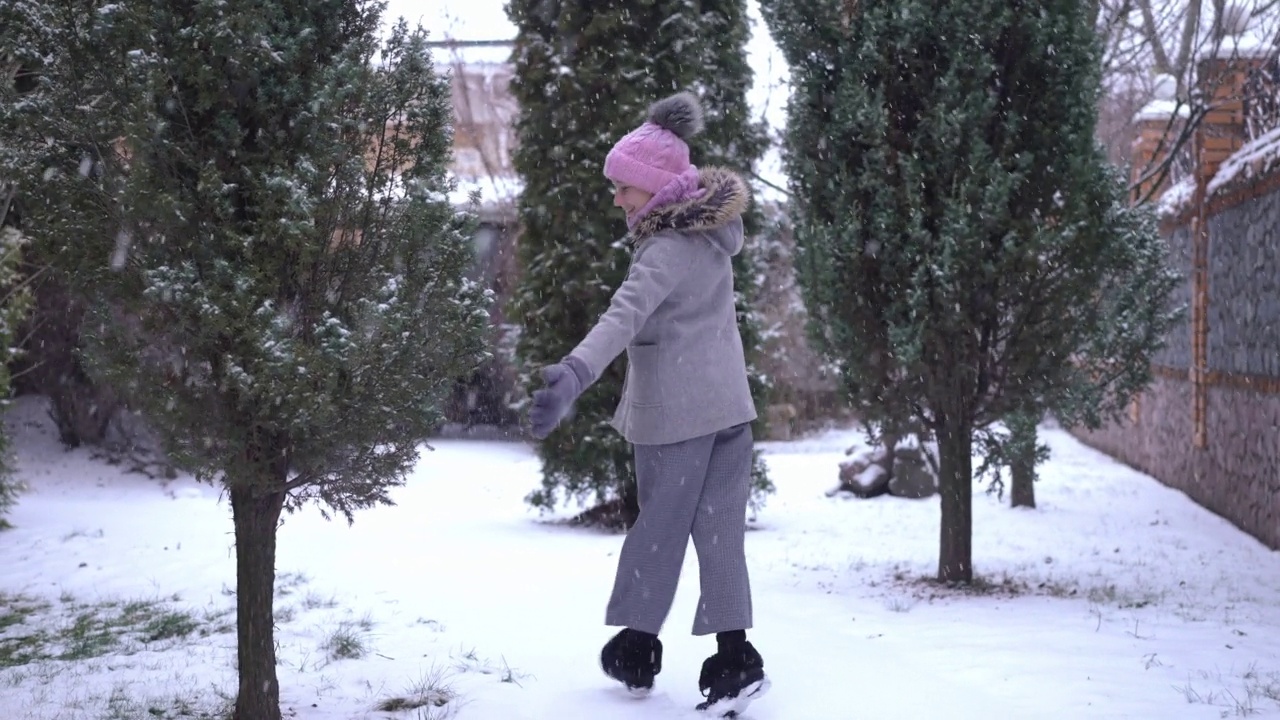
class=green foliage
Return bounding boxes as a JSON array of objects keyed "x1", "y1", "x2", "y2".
[
  {"x1": 763, "y1": 0, "x2": 1181, "y2": 576},
  {"x1": 0, "y1": 1, "x2": 488, "y2": 518},
  {"x1": 506, "y1": 0, "x2": 773, "y2": 524},
  {"x1": 764, "y1": 0, "x2": 1180, "y2": 437},
  {"x1": 975, "y1": 407, "x2": 1048, "y2": 501},
  {"x1": 4, "y1": 4, "x2": 486, "y2": 716},
  {"x1": 0, "y1": 224, "x2": 35, "y2": 521}
]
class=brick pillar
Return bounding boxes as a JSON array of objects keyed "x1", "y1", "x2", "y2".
[
  {"x1": 1130, "y1": 79, "x2": 1185, "y2": 204},
  {"x1": 1194, "y1": 55, "x2": 1266, "y2": 188},
  {"x1": 1130, "y1": 119, "x2": 1173, "y2": 203}
]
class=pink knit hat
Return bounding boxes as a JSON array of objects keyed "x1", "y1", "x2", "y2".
[{"x1": 605, "y1": 92, "x2": 706, "y2": 226}]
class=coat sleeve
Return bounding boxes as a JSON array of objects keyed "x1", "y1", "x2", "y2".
[{"x1": 567, "y1": 234, "x2": 697, "y2": 385}]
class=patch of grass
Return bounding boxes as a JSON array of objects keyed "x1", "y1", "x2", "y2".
[
  {"x1": 60, "y1": 610, "x2": 122, "y2": 660},
  {"x1": 884, "y1": 567, "x2": 1178, "y2": 614},
  {"x1": 449, "y1": 645, "x2": 530, "y2": 686},
  {"x1": 1, "y1": 592, "x2": 50, "y2": 616},
  {"x1": 1036, "y1": 579, "x2": 1080, "y2": 598},
  {"x1": 1173, "y1": 665, "x2": 1280, "y2": 717},
  {"x1": 1086, "y1": 583, "x2": 1165, "y2": 609},
  {"x1": 142, "y1": 610, "x2": 200, "y2": 643},
  {"x1": 0, "y1": 595, "x2": 214, "y2": 668},
  {"x1": 275, "y1": 571, "x2": 310, "y2": 597},
  {"x1": 884, "y1": 596, "x2": 914, "y2": 613},
  {"x1": 0, "y1": 630, "x2": 50, "y2": 667},
  {"x1": 375, "y1": 666, "x2": 457, "y2": 718},
  {"x1": 200, "y1": 607, "x2": 235, "y2": 637},
  {"x1": 274, "y1": 605, "x2": 297, "y2": 624},
  {"x1": 896, "y1": 571, "x2": 1032, "y2": 601},
  {"x1": 60, "y1": 528, "x2": 104, "y2": 542},
  {"x1": 1241, "y1": 665, "x2": 1280, "y2": 713},
  {"x1": 0, "y1": 596, "x2": 48, "y2": 631},
  {"x1": 454, "y1": 646, "x2": 480, "y2": 667},
  {"x1": 321, "y1": 620, "x2": 369, "y2": 661},
  {"x1": 415, "y1": 618, "x2": 446, "y2": 632},
  {"x1": 0, "y1": 594, "x2": 54, "y2": 667},
  {"x1": 99, "y1": 681, "x2": 234, "y2": 720},
  {"x1": 302, "y1": 591, "x2": 338, "y2": 610},
  {"x1": 497, "y1": 659, "x2": 528, "y2": 686}
]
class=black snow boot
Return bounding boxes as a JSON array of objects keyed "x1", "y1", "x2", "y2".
[
  {"x1": 600, "y1": 628, "x2": 662, "y2": 696},
  {"x1": 695, "y1": 630, "x2": 770, "y2": 717}
]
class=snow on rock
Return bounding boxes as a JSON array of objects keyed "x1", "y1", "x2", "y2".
[{"x1": 854, "y1": 462, "x2": 889, "y2": 490}]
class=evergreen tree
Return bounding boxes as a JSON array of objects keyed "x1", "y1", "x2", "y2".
[
  {"x1": 0, "y1": 221, "x2": 34, "y2": 527},
  {"x1": 506, "y1": 0, "x2": 773, "y2": 528},
  {"x1": 762, "y1": 0, "x2": 1180, "y2": 581},
  {"x1": 1005, "y1": 407, "x2": 1043, "y2": 509},
  {"x1": 972, "y1": 404, "x2": 1049, "y2": 509},
  {"x1": 0, "y1": 3, "x2": 487, "y2": 717}
]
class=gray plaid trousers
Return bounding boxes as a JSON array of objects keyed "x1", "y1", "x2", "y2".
[{"x1": 604, "y1": 422, "x2": 754, "y2": 636}]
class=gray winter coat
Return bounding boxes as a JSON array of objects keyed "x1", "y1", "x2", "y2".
[{"x1": 568, "y1": 167, "x2": 758, "y2": 446}]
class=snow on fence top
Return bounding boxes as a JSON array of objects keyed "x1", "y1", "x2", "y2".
[{"x1": 1206, "y1": 124, "x2": 1280, "y2": 196}]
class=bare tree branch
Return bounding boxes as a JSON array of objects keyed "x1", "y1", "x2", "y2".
[
  {"x1": 752, "y1": 170, "x2": 790, "y2": 198},
  {"x1": 1136, "y1": 0, "x2": 1175, "y2": 74},
  {"x1": 1176, "y1": 0, "x2": 1206, "y2": 83}
]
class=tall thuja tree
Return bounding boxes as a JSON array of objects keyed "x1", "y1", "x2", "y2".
[
  {"x1": 507, "y1": 0, "x2": 772, "y2": 528},
  {"x1": 0, "y1": 221, "x2": 33, "y2": 526},
  {"x1": 762, "y1": 0, "x2": 1180, "y2": 581},
  {"x1": 1, "y1": 3, "x2": 487, "y2": 717}
]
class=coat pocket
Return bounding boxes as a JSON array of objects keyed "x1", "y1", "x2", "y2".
[{"x1": 625, "y1": 343, "x2": 663, "y2": 408}]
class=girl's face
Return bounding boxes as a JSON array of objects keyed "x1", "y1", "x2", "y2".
[{"x1": 613, "y1": 182, "x2": 654, "y2": 219}]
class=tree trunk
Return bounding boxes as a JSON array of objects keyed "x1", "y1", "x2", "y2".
[
  {"x1": 230, "y1": 485, "x2": 285, "y2": 720},
  {"x1": 936, "y1": 415, "x2": 974, "y2": 583},
  {"x1": 12, "y1": 270, "x2": 127, "y2": 448},
  {"x1": 1008, "y1": 410, "x2": 1037, "y2": 509}
]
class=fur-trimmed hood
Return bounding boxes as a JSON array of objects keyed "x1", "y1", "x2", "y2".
[{"x1": 628, "y1": 167, "x2": 750, "y2": 255}]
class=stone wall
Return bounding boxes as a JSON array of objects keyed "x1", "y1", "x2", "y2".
[
  {"x1": 1151, "y1": 223, "x2": 1192, "y2": 369},
  {"x1": 1206, "y1": 192, "x2": 1280, "y2": 378},
  {"x1": 1070, "y1": 173, "x2": 1280, "y2": 551},
  {"x1": 1073, "y1": 375, "x2": 1280, "y2": 549}
]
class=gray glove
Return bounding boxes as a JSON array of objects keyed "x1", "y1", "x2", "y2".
[{"x1": 529, "y1": 355, "x2": 594, "y2": 439}]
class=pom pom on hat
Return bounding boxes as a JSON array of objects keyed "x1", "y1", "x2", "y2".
[{"x1": 646, "y1": 91, "x2": 704, "y2": 140}]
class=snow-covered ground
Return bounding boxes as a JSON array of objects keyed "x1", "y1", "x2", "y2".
[{"x1": 2, "y1": 394, "x2": 1280, "y2": 719}]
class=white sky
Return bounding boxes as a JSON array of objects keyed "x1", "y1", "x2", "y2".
[{"x1": 386, "y1": 0, "x2": 515, "y2": 42}]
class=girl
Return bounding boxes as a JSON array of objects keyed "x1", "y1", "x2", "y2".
[{"x1": 528, "y1": 91, "x2": 769, "y2": 718}]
